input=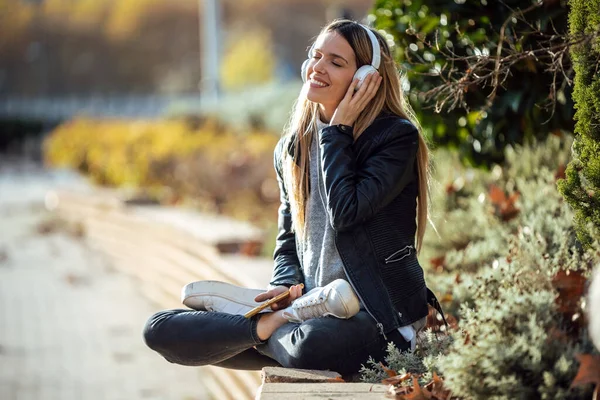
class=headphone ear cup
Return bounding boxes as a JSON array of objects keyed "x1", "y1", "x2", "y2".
[
  {"x1": 353, "y1": 65, "x2": 377, "y2": 90},
  {"x1": 301, "y1": 59, "x2": 310, "y2": 82}
]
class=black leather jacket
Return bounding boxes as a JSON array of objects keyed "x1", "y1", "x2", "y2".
[{"x1": 270, "y1": 112, "x2": 430, "y2": 336}]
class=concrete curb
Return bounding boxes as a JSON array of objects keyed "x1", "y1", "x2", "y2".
[{"x1": 255, "y1": 369, "x2": 388, "y2": 399}]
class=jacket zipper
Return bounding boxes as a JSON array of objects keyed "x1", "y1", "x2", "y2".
[
  {"x1": 340, "y1": 260, "x2": 388, "y2": 340},
  {"x1": 315, "y1": 140, "x2": 388, "y2": 340},
  {"x1": 384, "y1": 245, "x2": 414, "y2": 264}
]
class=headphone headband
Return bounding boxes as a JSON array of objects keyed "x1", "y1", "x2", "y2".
[
  {"x1": 306, "y1": 23, "x2": 381, "y2": 70},
  {"x1": 358, "y1": 24, "x2": 381, "y2": 70},
  {"x1": 301, "y1": 22, "x2": 381, "y2": 85}
]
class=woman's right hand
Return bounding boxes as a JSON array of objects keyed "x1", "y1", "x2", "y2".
[{"x1": 254, "y1": 284, "x2": 303, "y2": 311}]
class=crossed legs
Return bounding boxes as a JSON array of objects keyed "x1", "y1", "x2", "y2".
[{"x1": 143, "y1": 309, "x2": 409, "y2": 376}]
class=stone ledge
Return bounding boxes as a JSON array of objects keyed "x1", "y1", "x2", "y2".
[
  {"x1": 256, "y1": 368, "x2": 389, "y2": 400},
  {"x1": 256, "y1": 382, "x2": 388, "y2": 399},
  {"x1": 261, "y1": 367, "x2": 342, "y2": 383}
]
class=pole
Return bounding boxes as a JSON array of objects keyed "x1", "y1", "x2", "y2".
[{"x1": 200, "y1": 0, "x2": 221, "y2": 101}]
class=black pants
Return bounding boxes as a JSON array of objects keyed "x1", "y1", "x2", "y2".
[{"x1": 143, "y1": 309, "x2": 410, "y2": 376}]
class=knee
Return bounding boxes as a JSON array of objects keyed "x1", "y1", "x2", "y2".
[
  {"x1": 280, "y1": 327, "x2": 330, "y2": 370},
  {"x1": 142, "y1": 309, "x2": 213, "y2": 367},
  {"x1": 142, "y1": 310, "x2": 175, "y2": 352}
]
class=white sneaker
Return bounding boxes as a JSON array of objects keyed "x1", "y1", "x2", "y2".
[
  {"x1": 282, "y1": 279, "x2": 360, "y2": 323},
  {"x1": 181, "y1": 281, "x2": 272, "y2": 315}
]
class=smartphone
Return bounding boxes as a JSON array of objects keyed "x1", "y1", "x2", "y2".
[{"x1": 243, "y1": 283, "x2": 304, "y2": 318}]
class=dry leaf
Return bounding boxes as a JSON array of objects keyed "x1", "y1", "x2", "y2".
[
  {"x1": 454, "y1": 273, "x2": 462, "y2": 285},
  {"x1": 463, "y1": 331, "x2": 472, "y2": 346},
  {"x1": 552, "y1": 270, "x2": 586, "y2": 314},
  {"x1": 381, "y1": 362, "x2": 398, "y2": 378},
  {"x1": 555, "y1": 164, "x2": 566, "y2": 181},
  {"x1": 571, "y1": 354, "x2": 600, "y2": 388},
  {"x1": 488, "y1": 184, "x2": 520, "y2": 221},
  {"x1": 387, "y1": 384, "x2": 412, "y2": 398},
  {"x1": 430, "y1": 256, "x2": 446, "y2": 272},
  {"x1": 426, "y1": 306, "x2": 458, "y2": 332},
  {"x1": 552, "y1": 270, "x2": 587, "y2": 334},
  {"x1": 383, "y1": 373, "x2": 412, "y2": 386},
  {"x1": 386, "y1": 373, "x2": 453, "y2": 400},
  {"x1": 424, "y1": 373, "x2": 452, "y2": 399},
  {"x1": 404, "y1": 377, "x2": 432, "y2": 400}
]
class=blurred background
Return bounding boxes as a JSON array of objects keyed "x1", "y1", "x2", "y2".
[{"x1": 1, "y1": 0, "x2": 600, "y2": 399}]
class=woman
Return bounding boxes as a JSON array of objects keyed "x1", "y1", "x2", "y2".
[{"x1": 143, "y1": 19, "x2": 437, "y2": 377}]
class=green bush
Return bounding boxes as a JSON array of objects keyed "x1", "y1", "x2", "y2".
[
  {"x1": 43, "y1": 117, "x2": 281, "y2": 226},
  {"x1": 361, "y1": 134, "x2": 600, "y2": 398},
  {"x1": 372, "y1": 0, "x2": 574, "y2": 167},
  {"x1": 438, "y1": 278, "x2": 591, "y2": 400},
  {"x1": 557, "y1": 0, "x2": 600, "y2": 248}
]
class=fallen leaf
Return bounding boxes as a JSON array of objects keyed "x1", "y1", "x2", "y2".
[
  {"x1": 387, "y1": 384, "x2": 412, "y2": 397},
  {"x1": 552, "y1": 270, "x2": 587, "y2": 333},
  {"x1": 404, "y1": 377, "x2": 432, "y2": 399},
  {"x1": 380, "y1": 362, "x2": 398, "y2": 378},
  {"x1": 571, "y1": 354, "x2": 600, "y2": 389},
  {"x1": 454, "y1": 273, "x2": 462, "y2": 285},
  {"x1": 430, "y1": 256, "x2": 446, "y2": 272},
  {"x1": 383, "y1": 373, "x2": 412, "y2": 386},
  {"x1": 488, "y1": 184, "x2": 520, "y2": 221},
  {"x1": 426, "y1": 306, "x2": 458, "y2": 332},
  {"x1": 386, "y1": 373, "x2": 453, "y2": 400},
  {"x1": 423, "y1": 373, "x2": 452, "y2": 399},
  {"x1": 555, "y1": 164, "x2": 566, "y2": 181},
  {"x1": 463, "y1": 331, "x2": 472, "y2": 346}
]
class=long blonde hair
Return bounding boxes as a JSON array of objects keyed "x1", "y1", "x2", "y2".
[{"x1": 282, "y1": 19, "x2": 430, "y2": 253}]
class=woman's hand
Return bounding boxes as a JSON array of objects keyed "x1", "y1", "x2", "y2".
[
  {"x1": 254, "y1": 284, "x2": 303, "y2": 311},
  {"x1": 330, "y1": 72, "x2": 382, "y2": 127}
]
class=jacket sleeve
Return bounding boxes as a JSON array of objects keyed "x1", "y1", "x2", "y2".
[
  {"x1": 269, "y1": 136, "x2": 304, "y2": 288},
  {"x1": 319, "y1": 119, "x2": 419, "y2": 232}
]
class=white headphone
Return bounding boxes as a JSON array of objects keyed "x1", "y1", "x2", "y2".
[{"x1": 301, "y1": 23, "x2": 381, "y2": 90}]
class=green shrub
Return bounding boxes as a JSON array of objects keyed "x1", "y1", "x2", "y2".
[
  {"x1": 361, "y1": 134, "x2": 600, "y2": 398},
  {"x1": 43, "y1": 117, "x2": 280, "y2": 226},
  {"x1": 557, "y1": 0, "x2": 600, "y2": 248},
  {"x1": 438, "y1": 277, "x2": 591, "y2": 400},
  {"x1": 372, "y1": 0, "x2": 574, "y2": 167}
]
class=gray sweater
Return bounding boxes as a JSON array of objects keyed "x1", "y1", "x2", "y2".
[{"x1": 298, "y1": 119, "x2": 347, "y2": 293}]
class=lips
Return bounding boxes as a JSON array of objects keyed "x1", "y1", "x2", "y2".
[{"x1": 309, "y1": 77, "x2": 329, "y2": 87}]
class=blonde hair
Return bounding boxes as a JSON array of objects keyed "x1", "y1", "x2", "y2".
[{"x1": 282, "y1": 19, "x2": 430, "y2": 253}]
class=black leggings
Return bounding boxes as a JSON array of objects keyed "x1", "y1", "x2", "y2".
[{"x1": 143, "y1": 309, "x2": 410, "y2": 376}]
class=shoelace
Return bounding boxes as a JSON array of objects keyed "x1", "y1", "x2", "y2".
[{"x1": 293, "y1": 295, "x2": 328, "y2": 321}]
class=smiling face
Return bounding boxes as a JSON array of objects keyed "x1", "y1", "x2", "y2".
[{"x1": 304, "y1": 31, "x2": 357, "y2": 121}]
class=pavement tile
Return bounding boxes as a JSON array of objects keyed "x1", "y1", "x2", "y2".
[{"x1": 0, "y1": 167, "x2": 210, "y2": 400}]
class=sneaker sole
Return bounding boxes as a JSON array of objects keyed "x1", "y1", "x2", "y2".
[{"x1": 181, "y1": 280, "x2": 267, "y2": 311}]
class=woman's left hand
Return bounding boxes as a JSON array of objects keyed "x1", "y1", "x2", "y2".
[{"x1": 329, "y1": 72, "x2": 382, "y2": 127}]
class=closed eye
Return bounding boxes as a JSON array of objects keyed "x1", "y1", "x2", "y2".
[{"x1": 312, "y1": 55, "x2": 342, "y2": 67}]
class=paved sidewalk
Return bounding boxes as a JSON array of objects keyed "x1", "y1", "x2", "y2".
[{"x1": 0, "y1": 163, "x2": 209, "y2": 400}]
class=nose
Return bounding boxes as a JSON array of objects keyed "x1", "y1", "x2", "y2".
[{"x1": 312, "y1": 57, "x2": 326, "y2": 75}]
